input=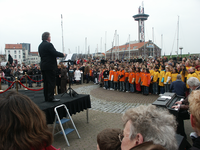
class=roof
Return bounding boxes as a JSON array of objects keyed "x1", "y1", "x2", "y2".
[
  {"x1": 107, "y1": 42, "x2": 148, "y2": 52},
  {"x1": 29, "y1": 52, "x2": 39, "y2": 55},
  {"x1": 5, "y1": 44, "x2": 22, "y2": 49}
]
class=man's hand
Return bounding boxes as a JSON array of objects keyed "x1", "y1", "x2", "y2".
[
  {"x1": 175, "y1": 101, "x2": 182, "y2": 105},
  {"x1": 172, "y1": 105, "x2": 180, "y2": 110},
  {"x1": 63, "y1": 53, "x2": 66, "y2": 57}
]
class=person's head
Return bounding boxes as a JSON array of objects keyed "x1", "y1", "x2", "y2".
[
  {"x1": 165, "y1": 66, "x2": 169, "y2": 72},
  {"x1": 161, "y1": 65, "x2": 165, "y2": 70},
  {"x1": 172, "y1": 68, "x2": 177, "y2": 73},
  {"x1": 0, "y1": 91, "x2": 53, "y2": 150},
  {"x1": 121, "y1": 105, "x2": 177, "y2": 150},
  {"x1": 189, "y1": 90, "x2": 200, "y2": 136},
  {"x1": 190, "y1": 67, "x2": 195, "y2": 73},
  {"x1": 97, "y1": 128, "x2": 122, "y2": 150},
  {"x1": 61, "y1": 63, "x2": 65, "y2": 69},
  {"x1": 42, "y1": 32, "x2": 50, "y2": 42},
  {"x1": 177, "y1": 74, "x2": 181, "y2": 80},
  {"x1": 187, "y1": 77, "x2": 200, "y2": 90},
  {"x1": 145, "y1": 68, "x2": 149, "y2": 73}
]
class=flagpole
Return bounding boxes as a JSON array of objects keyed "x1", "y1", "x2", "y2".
[
  {"x1": 61, "y1": 14, "x2": 65, "y2": 53},
  {"x1": 129, "y1": 34, "x2": 130, "y2": 61}
]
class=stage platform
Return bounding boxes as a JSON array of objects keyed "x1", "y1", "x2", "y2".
[{"x1": 0, "y1": 90, "x2": 91, "y2": 124}]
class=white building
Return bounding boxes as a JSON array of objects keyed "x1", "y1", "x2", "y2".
[
  {"x1": 5, "y1": 44, "x2": 40, "y2": 65},
  {"x1": 27, "y1": 52, "x2": 40, "y2": 65},
  {"x1": 5, "y1": 44, "x2": 26, "y2": 64}
]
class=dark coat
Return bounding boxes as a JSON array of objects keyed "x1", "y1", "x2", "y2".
[
  {"x1": 190, "y1": 136, "x2": 200, "y2": 150},
  {"x1": 38, "y1": 41, "x2": 64, "y2": 71},
  {"x1": 170, "y1": 79, "x2": 186, "y2": 96}
]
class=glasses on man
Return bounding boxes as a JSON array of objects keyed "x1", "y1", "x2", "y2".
[{"x1": 118, "y1": 133, "x2": 124, "y2": 142}]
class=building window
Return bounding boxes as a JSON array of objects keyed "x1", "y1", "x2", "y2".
[
  {"x1": 14, "y1": 50, "x2": 16, "y2": 54},
  {"x1": 19, "y1": 50, "x2": 21, "y2": 54},
  {"x1": 8, "y1": 50, "x2": 10, "y2": 53},
  {"x1": 19, "y1": 55, "x2": 21, "y2": 59},
  {"x1": 15, "y1": 55, "x2": 16, "y2": 59}
]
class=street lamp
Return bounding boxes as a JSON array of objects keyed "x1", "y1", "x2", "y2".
[{"x1": 179, "y1": 46, "x2": 183, "y2": 57}]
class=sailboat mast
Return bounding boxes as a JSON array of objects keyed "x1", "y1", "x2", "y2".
[
  {"x1": 61, "y1": 14, "x2": 65, "y2": 53},
  {"x1": 177, "y1": 16, "x2": 179, "y2": 57}
]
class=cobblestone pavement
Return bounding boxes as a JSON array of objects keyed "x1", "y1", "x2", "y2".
[
  {"x1": 75, "y1": 85, "x2": 157, "y2": 114},
  {"x1": 0, "y1": 82, "x2": 193, "y2": 149}
]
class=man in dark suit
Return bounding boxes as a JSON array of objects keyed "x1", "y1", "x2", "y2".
[{"x1": 38, "y1": 32, "x2": 65, "y2": 102}]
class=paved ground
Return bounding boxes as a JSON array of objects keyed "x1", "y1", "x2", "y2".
[{"x1": 0, "y1": 82, "x2": 193, "y2": 150}]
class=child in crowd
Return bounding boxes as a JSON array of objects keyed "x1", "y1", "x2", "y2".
[
  {"x1": 119, "y1": 66, "x2": 125, "y2": 92},
  {"x1": 135, "y1": 67, "x2": 141, "y2": 93},
  {"x1": 142, "y1": 68, "x2": 151, "y2": 95},
  {"x1": 152, "y1": 66, "x2": 159, "y2": 95},
  {"x1": 140, "y1": 67, "x2": 145, "y2": 94},
  {"x1": 164, "y1": 66, "x2": 171, "y2": 92},
  {"x1": 171, "y1": 68, "x2": 178, "y2": 82},
  {"x1": 109, "y1": 66, "x2": 114, "y2": 90},
  {"x1": 124, "y1": 68, "x2": 130, "y2": 92},
  {"x1": 129, "y1": 67, "x2": 135, "y2": 93},
  {"x1": 113, "y1": 67, "x2": 119, "y2": 90},
  {"x1": 97, "y1": 128, "x2": 121, "y2": 150},
  {"x1": 159, "y1": 65, "x2": 165, "y2": 94},
  {"x1": 103, "y1": 67, "x2": 109, "y2": 90},
  {"x1": 74, "y1": 66, "x2": 81, "y2": 84},
  {"x1": 93, "y1": 68, "x2": 98, "y2": 84},
  {"x1": 149, "y1": 65, "x2": 154, "y2": 94}
]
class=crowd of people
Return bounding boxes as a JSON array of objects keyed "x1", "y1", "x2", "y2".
[
  {"x1": 1, "y1": 54, "x2": 200, "y2": 97},
  {"x1": 54, "y1": 55, "x2": 200, "y2": 97},
  {"x1": 1, "y1": 89, "x2": 200, "y2": 150}
]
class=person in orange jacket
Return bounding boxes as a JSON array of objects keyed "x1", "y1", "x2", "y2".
[
  {"x1": 135, "y1": 67, "x2": 141, "y2": 93},
  {"x1": 109, "y1": 66, "x2": 114, "y2": 90},
  {"x1": 119, "y1": 66, "x2": 125, "y2": 92},
  {"x1": 113, "y1": 66, "x2": 119, "y2": 90},
  {"x1": 142, "y1": 68, "x2": 151, "y2": 95},
  {"x1": 129, "y1": 67, "x2": 136, "y2": 93},
  {"x1": 140, "y1": 67, "x2": 145, "y2": 94},
  {"x1": 124, "y1": 68, "x2": 130, "y2": 92}
]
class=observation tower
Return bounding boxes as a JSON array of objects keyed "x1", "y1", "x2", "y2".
[{"x1": 133, "y1": 3, "x2": 149, "y2": 42}]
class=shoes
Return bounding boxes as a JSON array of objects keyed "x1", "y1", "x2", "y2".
[
  {"x1": 51, "y1": 99, "x2": 60, "y2": 102},
  {"x1": 103, "y1": 87, "x2": 106, "y2": 89}
]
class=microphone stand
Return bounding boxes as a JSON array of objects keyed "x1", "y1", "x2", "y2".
[{"x1": 61, "y1": 60, "x2": 78, "y2": 97}]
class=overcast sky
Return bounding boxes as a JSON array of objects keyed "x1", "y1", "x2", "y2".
[{"x1": 0, "y1": 0, "x2": 199, "y2": 56}]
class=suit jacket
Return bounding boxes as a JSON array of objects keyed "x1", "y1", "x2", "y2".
[{"x1": 38, "y1": 41, "x2": 64, "y2": 71}]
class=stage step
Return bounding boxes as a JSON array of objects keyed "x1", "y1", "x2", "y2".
[
  {"x1": 52, "y1": 104, "x2": 81, "y2": 146},
  {"x1": 60, "y1": 128, "x2": 75, "y2": 135},
  {"x1": 56, "y1": 118, "x2": 70, "y2": 124}
]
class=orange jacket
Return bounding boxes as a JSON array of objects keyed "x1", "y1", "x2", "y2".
[
  {"x1": 142, "y1": 73, "x2": 151, "y2": 87},
  {"x1": 124, "y1": 72, "x2": 129, "y2": 82},
  {"x1": 119, "y1": 70, "x2": 125, "y2": 82},
  {"x1": 129, "y1": 72, "x2": 136, "y2": 84},
  {"x1": 140, "y1": 72, "x2": 145, "y2": 83},
  {"x1": 113, "y1": 71, "x2": 119, "y2": 82},
  {"x1": 135, "y1": 72, "x2": 141, "y2": 84},
  {"x1": 89, "y1": 69, "x2": 93, "y2": 76},
  {"x1": 109, "y1": 70, "x2": 114, "y2": 81}
]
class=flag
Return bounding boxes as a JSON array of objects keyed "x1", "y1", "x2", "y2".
[{"x1": 8, "y1": 54, "x2": 13, "y2": 64}]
